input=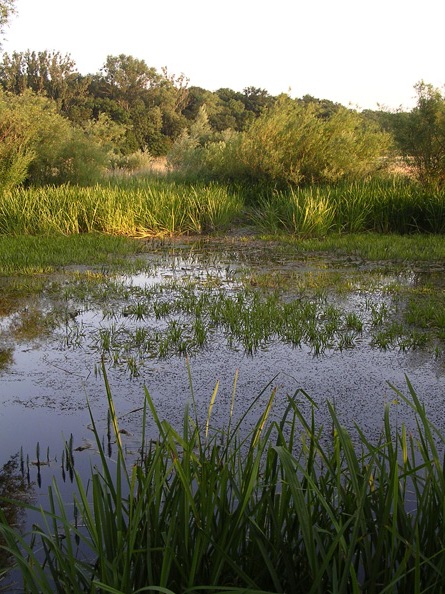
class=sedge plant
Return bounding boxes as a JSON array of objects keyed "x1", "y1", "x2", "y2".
[{"x1": 1, "y1": 369, "x2": 445, "y2": 592}]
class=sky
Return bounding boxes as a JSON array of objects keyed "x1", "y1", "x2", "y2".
[{"x1": 2, "y1": 0, "x2": 444, "y2": 110}]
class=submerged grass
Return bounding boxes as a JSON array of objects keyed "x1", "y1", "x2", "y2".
[
  {"x1": 0, "y1": 346, "x2": 13, "y2": 370},
  {"x1": 1, "y1": 371, "x2": 445, "y2": 592}
]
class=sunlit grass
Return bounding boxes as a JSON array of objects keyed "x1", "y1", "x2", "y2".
[
  {"x1": 0, "y1": 180, "x2": 243, "y2": 237},
  {"x1": 0, "y1": 234, "x2": 144, "y2": 276},
  {"x1": 267, "y1": 232, "x2": 445, "y2": 262},
  {"x1": 251, "y1": 178, "x2": 445, "y2": 236}
]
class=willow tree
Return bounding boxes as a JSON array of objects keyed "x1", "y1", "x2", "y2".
[{"x1": 0, "y1": 0, "x2": 16, "y2": 48}]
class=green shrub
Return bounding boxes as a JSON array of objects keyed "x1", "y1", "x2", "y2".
[
  {"x1": 0, "y1": 89, "x2": 116, "y2": 188},
  {"x1": 237, "y1": 98, "x2": 392, "y2": 186},
  {"x1": 169, "y1": 97, "x2": 392, "y2": 188},
  {"x1": 0, "y1": 89, "x2": 36, "y2": 190}
]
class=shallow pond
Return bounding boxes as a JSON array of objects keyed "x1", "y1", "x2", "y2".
[{"x1": 1, "y1": 237, "x2": 445, "y2": 497}]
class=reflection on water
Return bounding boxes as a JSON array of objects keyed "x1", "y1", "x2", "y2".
[{"x1": 0, "y1": 455, "x2": 34, "y2": 589}]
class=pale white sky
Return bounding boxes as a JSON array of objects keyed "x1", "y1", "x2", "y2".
[{"x1": 2, "y1": 0, "x2": 444, "y2": 110}]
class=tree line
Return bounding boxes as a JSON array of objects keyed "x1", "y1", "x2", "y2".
[
  {"x1": 0, "y1": 50, "x2": 282, "y2": 156},
  {"x1": 0, "y1": 49, "x2": 444, "y2": 188}
]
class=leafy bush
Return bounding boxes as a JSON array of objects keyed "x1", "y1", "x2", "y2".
[
  {"x1": 395, "y1": 81, "x2": 445, "y2": 186},
  {"x1": 237, "y1": 98, "x2": 392, "y2": 185},
  {"x1": 0, "y1": 89, "x2": 118, "y2": 188},
  {"x1": 0, "y1": 89, "x2": 36, "y2": 190},
  {"x1": 169, "y1": 96, "x2": 392, "y2": 188},
  {"x1": 111, "y1": 148, "x2": 153, "y2": 172}
]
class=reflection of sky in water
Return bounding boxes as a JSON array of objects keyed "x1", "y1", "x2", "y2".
[{"x1": 1, "y1": 247, "x2": 445, "y2": 475}]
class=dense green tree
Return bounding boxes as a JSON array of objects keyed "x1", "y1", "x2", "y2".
[
  {"x1": 394, "y1": 81, "x2": 445, "y2": 185},
  {"x1": 182, "y1": 87, "x2": 275, "y2": 135},
  {"x1": 242, "y1": 86, "x2": 274, "y2": 116},
  {"x1": 0, "y1": 51, "x2": 92, "y2": 124},
  {"x1": 298, "y1": 94, "x2": 342, "y2": 119},
  {"x1": 213, "y1": 88, "x2": 252, "y2": 131},
  {"x1": 91, "y1": 55, "x2": 188, "y2": 155},
  {"x1": 99, "y1": 54, "x2": 161, "y2": 110},
  {"x1": 181, "y1": 86, "x2": 217, "y2": 121}
]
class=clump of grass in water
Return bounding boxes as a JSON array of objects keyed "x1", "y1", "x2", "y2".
[
  {"x1": 0, "y1": 346, "x2": 13, "y2": 370},
  {"x1": 2, "y1": 369, "x2": 445, "y2": 592}
]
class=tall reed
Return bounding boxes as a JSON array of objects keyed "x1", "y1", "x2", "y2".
[
  {"x1": 0, "y1": 180, "x2": 243, "y2": 236},
  {"x1": 251, "y1": 178, "x2": 445, "y2": 236},
  {"x1": 1, "y1": 372, "x2": 445, "y2": 593}
]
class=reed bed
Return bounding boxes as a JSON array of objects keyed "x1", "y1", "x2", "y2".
[
  {"x1": 2, "y1": 177, "x2": 445, "y2": 238},
  {"x1": 1, "y1": 371, "x2": 445, "y2": 593},
  {"x1": 251, "y1": 178, "x2": 445, "y2": 236},
  {"x1": 0, "y1": 180, "x2": 243, "y2": 236}
]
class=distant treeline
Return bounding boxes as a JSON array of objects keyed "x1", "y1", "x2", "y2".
[
  {"x1": 0, "y1": 50, "x2": 391, "y2": 156},
  {"x1": 1, "y1": 51, "x2": 445, "y2": 188}
]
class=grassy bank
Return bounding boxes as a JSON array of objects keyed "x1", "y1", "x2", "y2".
[
  {"x1": 0, "y1": 234, "x2": 144, "y2": 275},
  {"x1": 2, "y1": 230, "x2": 445, "y2": 280},
  {"x1": 1, "y1": 177, "x2": 445, "y2": 238},
  {"x1": 0, "y1": 180, "x2": 243, "y2": 237},
  {"x1": 1, "y1": 372, "x2": 445, "y2": 593}
]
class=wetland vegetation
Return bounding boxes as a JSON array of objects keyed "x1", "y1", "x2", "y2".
[
  {"x1": 1, "y1": 228, "x2": 445, "y2": 593},
  {"x1": 2, "y1": 20, "x2": 445, "y2": 589}
]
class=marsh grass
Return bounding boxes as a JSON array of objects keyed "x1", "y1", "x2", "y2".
[
  {"x1": 0, "y1": 234, "x2": 142, "y2": 276},
  {"x1": 0, "y1": 181, "x2": 243, "y2": 237},
  {"x1": 3, "y1": 176, "x2": 445, "y2": 240},
  {"x1": 5, "y1": 259, "x2": 437, "y2": 372},
  {"x1": 2, "y1": 370, "x2": 445, "y2": 592},
  {"x1": 251, "y1": 178, "x2": 445, "y2": 237},
  {"x1": 270, "y1": 232, "x2": 445, "y2": 262}
]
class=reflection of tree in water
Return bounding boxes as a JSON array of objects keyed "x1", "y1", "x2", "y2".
[{"x1": 0, "y1": 454, "x2": 34, "y2": 577}]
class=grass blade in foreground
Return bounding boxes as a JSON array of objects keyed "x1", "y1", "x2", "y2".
[{"x1": 1, "y1": 374, "x2": 445, "y2": 592}]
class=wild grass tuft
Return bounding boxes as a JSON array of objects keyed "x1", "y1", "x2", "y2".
[
  {"x1": 251, "y1": 178, "x2": 445, "y2": 237},
  {"x1": 0, "y1": 180, "x2": 244, "y2": 237},
  {"x1": 2, "y1": 371, "x2": 445, "y2": 592}
]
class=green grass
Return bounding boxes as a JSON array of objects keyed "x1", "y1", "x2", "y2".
[
  {"x1": 0, "y1": 234, "x2": 144, "y2": 276},
  {"x1": 2, "y1": 370, "x2": 445, "y2": 592},
  {"x1": 0, "y1": 180, "x2": 243, "y2": 237},
  {"x1": 250, "y1": 178, "x2": 445, "y2": 236},
  {"x1": 2, "y1": 176, "x2": 445, "y2": 240},
  {"x1": 264, "y1": 232, "x2": 445, "y2": 262}
]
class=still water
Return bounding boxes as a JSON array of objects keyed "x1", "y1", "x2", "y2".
[{"x1": 1, "y1": 238, "x2": 445, "y2": 493}]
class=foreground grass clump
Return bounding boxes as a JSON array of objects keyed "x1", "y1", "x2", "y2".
[{"x1": 1, "y1": 372, "x2": 445, "y2": 593}]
